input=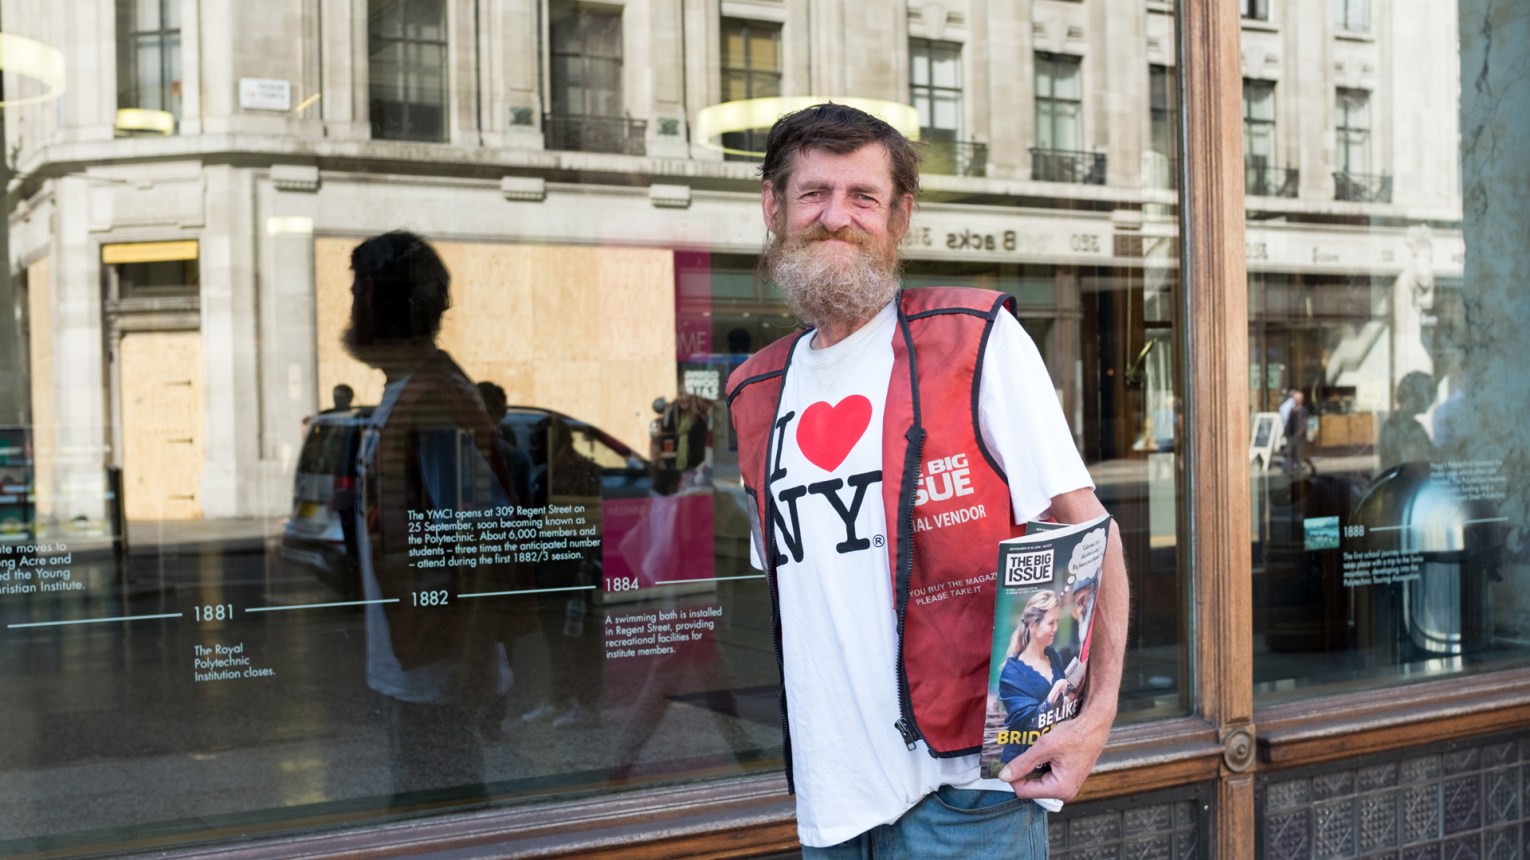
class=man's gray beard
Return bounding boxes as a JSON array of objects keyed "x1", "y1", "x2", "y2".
[{"x1": 767, "y1": 237, "x2": 903, "y2": 330}]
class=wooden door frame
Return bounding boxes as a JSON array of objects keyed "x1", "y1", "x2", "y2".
[{"x1": 1178, "y1": 0, "x2": 1255, "y2": 856}]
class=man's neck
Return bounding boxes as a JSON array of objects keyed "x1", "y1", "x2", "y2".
[
  {"x1": 369, "y1": 343, "x2": 439, "y2": 383},
  {"x1": 811, "y1": 306, "x2": 889, "y2": 349}
]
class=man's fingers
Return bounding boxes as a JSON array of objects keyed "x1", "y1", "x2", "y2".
[{"x1": 996, "y1": 746, "x2": 1040, "y2": 782}]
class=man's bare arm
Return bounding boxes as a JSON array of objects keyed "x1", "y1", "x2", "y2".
[{"x1": 999, "y1": 486, "x2": 1128, "y2": 801}]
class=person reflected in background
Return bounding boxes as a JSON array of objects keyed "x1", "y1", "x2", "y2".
[
  {"x1": 1378, "y1": 371, "x2": 1436, "y2": 471},
  {"x1": 1283, "y1": 389, "x2": 1314, "y2": 476},
  {"x1": 476, "y1": 381, "x2": 533, "y2": 506},
  {"x1": 650, "y1": 394, "x2": 713, "y2": 495},
  {"x1": 518, "y1": 415, "x2": 604, "y2": 728},
  {"x1": 325, "y1": 383, "x2": 356, "y2": 413},
  {"x1": 1278, "y1": 387, "x2": 1297, "y2": 428},
  {"x1": 345, "y1": 230, "x2": 531, "y2": 806},
  {"x1": 299, "y1": 384, "x2": 357, "y2": 437},
  {"x1": 997, "y1": 591, "x2": 1070, "y2": 768}
]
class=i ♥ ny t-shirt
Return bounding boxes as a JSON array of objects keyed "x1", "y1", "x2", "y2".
[{"x1": 764, "y1": 301, "x2": 1092, "y2": 847}]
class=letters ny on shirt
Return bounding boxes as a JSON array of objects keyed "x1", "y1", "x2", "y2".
[{"x1": 767, "y1": 396, "x2": 884, "y2": 568}]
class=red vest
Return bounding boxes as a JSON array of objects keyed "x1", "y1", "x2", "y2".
[{"x1": 726, "y1": 287, "x2": 1028, "y2": 760}]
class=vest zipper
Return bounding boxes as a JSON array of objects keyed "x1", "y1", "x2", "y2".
[
  {"x1": 766, "y1": 526, "x2": 794, "y2": 792},
  {"x1": 893, "y1": 427, "x2": 925, "y2": 751},
  {"x1": 892, "y1": 298, "x2": 927, "y2": 752},
  {"x1": 758, "y1": 339, "x2": 804, "y2": 795}
]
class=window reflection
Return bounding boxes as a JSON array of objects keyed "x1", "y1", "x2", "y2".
[
  {"x1": 1249, "y1": 0, "x2": 1530, "y2": 700},
  {"x1": 0, "y1": 0, "x2": 1191, "y2": 853}
]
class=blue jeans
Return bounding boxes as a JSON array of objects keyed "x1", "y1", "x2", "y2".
[{"x1": 801, "y1": 786, "x2": 1047, "y2": 859}]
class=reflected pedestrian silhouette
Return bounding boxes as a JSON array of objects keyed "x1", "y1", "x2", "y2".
[
  {"x1": 1378, "y1": 371, "x2": 1436, "y2": 470},
  {"x1": 343, "y1": 230, "x2": 532, "y2": 807}
]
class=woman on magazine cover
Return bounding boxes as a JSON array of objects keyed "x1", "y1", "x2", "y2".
[{"x1": 997, "y1": 589, "x2": 1071, "y2": 765}]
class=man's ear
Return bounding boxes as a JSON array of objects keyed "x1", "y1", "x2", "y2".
[
  {"x1": 890, "y1": 193, "x2": 915, "y2": 242},
  {"x1": 761, "y1": 182, "x2": 780, "y2": 233}
]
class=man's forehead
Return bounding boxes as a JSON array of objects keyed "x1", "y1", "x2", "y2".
[{"x1": 785, "y1": 143, "x2": 895, "y2": 187}]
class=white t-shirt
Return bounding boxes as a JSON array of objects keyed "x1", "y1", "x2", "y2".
[{"x1": 762, "y1": 301, "x2": 1092, "y2": 847}]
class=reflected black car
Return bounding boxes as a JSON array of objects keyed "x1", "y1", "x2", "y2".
[
  {"x1": 280, "y1": 408, "x2": 370, "y2": 596},
  {"x1": 500, "y1": 406, "x2": 652, "y2": 500},
  {"x1": 281, "y1": 404, "x2": 651, "y2": 596}
]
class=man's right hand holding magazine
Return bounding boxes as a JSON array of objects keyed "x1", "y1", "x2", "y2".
[{"x1": 997, "y1": 488, "x2": 1129, "y2": 807}]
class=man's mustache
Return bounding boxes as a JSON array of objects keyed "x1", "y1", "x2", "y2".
[{"x1": 786, "y1": 223, "x2": 876, "y2": 248}]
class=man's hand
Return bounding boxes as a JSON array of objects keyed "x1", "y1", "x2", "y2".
[
  {"x1": 996, "y1": 486, "x2": 1128, "y2": 803},
  {"x1": 996, "y1": 705, "x2": 1112, "y2": 802}
]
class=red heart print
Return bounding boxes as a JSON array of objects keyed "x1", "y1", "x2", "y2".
[{"x1": 795, "y1": 396, "x2": 873, "y2": 472}]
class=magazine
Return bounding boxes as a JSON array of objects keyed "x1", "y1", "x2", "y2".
[{"x1": 979, "y1": 513, "x2": 1112, "y2": 781}]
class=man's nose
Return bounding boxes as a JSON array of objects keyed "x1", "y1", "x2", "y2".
[{"x1": 817, "y1": 192, "x2": 855, "y2": 232}]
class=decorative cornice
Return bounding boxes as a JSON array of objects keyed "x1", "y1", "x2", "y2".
[
  {"x1": 271, "y1": 164, "x2": 319, "y2": 192},
  {"x1": 500, "y1": 176, "x2": 546, "y2": 202}
]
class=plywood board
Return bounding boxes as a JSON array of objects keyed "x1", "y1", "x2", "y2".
[
  {"x1": 314, "y1": 238, "x2": 676, "y2": 454},
  {"x1": 120, "y1": 331, "x2": 205, "y2": 520}
]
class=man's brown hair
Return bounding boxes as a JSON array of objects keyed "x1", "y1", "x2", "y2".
[{"x1": 759, "y1": 103, "x2": 922, "y2": 212}]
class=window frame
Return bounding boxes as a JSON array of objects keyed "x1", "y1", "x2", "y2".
[
  {"x1": 115, "y1": 0, "x2": 182, "y2": 121},
  {"x1": 1035, "y1": 52, "x2": 1084, "y2": 153},
  {"x1": 909, "y1": 37, "x2": 964, "y2": 142},
  {"x1": 367, "y1": 0, "x2": 450, "y2": 143},
  {"x1": 1240, "y1": 0, "x2": 1270, "y2": 21},
  {"x1": 1149, "y1": 64, "x2": 1180, "y2": 188},
  {"x1": 1335, "y1": 86, "x2": 1372, "y2": 176},
  {"x1": 1242, "y1": 79, "x2": 1277, "y2": 170},
  {"x1": 549, "y1": 2, "x2": 626, "y2": 121},
  {"x1": 1334, "y1": 0, "x2": 1370, "y2": 33},
  {"x1": 719, "y1": 17, "x2": 782, "y2": 158}
]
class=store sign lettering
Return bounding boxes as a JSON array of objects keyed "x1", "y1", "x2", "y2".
[{"x1": 902, "y1": 225, "x2": 1108, "y2": 257}]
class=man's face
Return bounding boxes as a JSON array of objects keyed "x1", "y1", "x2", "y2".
[
  {"x1": 761, "y1": 143, "x2": 914, "y2": 329},
  {"x1": 343, "y1": 275, "x2": 406, "y2": 369},
  {"x1": 1073, "y1": 586, "x2": 1096, "y2": 622}
]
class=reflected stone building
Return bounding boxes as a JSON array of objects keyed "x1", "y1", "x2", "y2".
[
  {"x1": 5, "y1": 2, "x2": 1525, "y2": 857},
  {"x1": 3, "y1": 0, "x2": 1463, "y2": 529}
]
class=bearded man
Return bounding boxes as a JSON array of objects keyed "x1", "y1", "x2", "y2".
[{"x1": 726, "y1": 104, "x2": 1128, "y2": 858}]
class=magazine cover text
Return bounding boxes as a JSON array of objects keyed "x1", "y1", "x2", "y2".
[{"x1": 979, "y1": 514, "x2": 1111, "y2": 779}]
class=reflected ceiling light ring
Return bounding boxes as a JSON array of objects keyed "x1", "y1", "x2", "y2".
[
  {"x1": 694, "y1": 97, "x2": 922, "y2": 158},
  {"x1": 0, "y1": 33, "x2": 66, "y2": 107}
]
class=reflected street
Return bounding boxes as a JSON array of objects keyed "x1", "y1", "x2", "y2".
[{"x1": 0, "y1": 520, "x2": 782, "y2": 853}]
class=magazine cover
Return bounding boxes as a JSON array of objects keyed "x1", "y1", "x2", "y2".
[{"x1": 979, "y1": 512, "x2": 1112, "y2": 780}]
